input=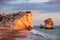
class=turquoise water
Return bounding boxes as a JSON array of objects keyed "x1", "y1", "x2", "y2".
[{"x1": 34, "y1": 26, "x2": 60, "y2": 36}]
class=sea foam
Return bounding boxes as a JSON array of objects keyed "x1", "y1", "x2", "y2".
[
  {"x1": 15, "y1": 29, "x2": 60, "y2": 40},
  {"x1": 30, "y1": 29, "x2": 60, "y2": 40}
]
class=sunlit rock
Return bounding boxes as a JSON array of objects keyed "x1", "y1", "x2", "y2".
[
  {"x1": 44, "y1": 18, "x2": 55, "y2": 29},
  {"x1": 0, "y1": 11, "x2": 33, "y2": 30}
]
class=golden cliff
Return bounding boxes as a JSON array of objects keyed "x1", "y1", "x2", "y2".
[
  {"x1": 44, "y1": 18, "x2": 55, "y2": 29},
  {"x1": 0, "y1": 11, "x2": 33, "y2": 30}
]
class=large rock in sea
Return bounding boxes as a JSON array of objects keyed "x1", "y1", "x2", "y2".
[
  {"x1": 44, "y1": 18, "x2": 55, "y2": 29},
  {"x1": 0, "y1": 11, "x2": 33, "y2": 30}
]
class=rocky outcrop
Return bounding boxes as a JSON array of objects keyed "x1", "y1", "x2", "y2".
[
  {"x1": 40, "y1": 24, "x2": 44, "y2": 28},
  {"x1": 0, "y1": 12, "x2": 5, "y2": 16},
  {"x1": 0, "y1": 11, "x2": 33, "y2": 30},
  {"x1": 44, "y1": 18, "x2": 55, "y2": 29}
]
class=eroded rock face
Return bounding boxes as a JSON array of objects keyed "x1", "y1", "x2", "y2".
[
  {"x1": 0, "y1": 11, "x2": 33, "y2": 30},
  {"x1": 14, "y1": 11, "x2": 33, "y2": 30},
  {"x1": 44, "y1": 18, "x2": 55, "y2": 29}
]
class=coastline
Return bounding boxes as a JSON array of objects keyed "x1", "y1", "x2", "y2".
[
  {"x1": 14, "y1": 29, "x2": 60, "y2": 40},
  {"x1": 0, "y1": 28, "x2": 60, "y2": 40}
]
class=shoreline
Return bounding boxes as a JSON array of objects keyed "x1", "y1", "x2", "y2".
[{"x1": 0, "y1": 28, "x2": 60, "y2": 40}]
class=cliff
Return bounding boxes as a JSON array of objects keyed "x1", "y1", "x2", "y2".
[
  {"x1": 44, "y1": 18, "x2": 55, "y2": 29},
  {"x1": 0, "y1": 11, "x2": 33, "y2": 30}
]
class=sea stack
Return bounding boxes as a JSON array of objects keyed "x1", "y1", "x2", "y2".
[
  {"x1": 0, "y1": 11, "x2": 33, "y2": 30},
  {"x1": 44, "y1": 18, "x2": 55, "y2": 29},
  {"x1": 40, "y1": 24, "x2": 44, "y2": 28}
]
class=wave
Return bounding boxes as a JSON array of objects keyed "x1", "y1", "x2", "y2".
[
  {"x1": 15, "y1": 29, "x2": 60, "y2": 40},
  {"x1": 30, "y1": 29, "x2": 60, "y2": 40}
]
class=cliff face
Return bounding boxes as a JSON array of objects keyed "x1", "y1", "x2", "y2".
[
  {"x1": 44, "y1": 18, "x2": 55, "y2": 29},
  {"x1": 0, "y1": 11, "x2": 33, "y2": 30},
  {"x1": 14, "y1": 11, "x2": 33, "y2": 30}
]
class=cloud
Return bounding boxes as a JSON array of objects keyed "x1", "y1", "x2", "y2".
[
  {"x1": 0, "y1": 3, "x2": 60, "y2": 13},
  {"x1": 0, "y1": 0, "x2": 60, "y2": 5},
  {"x1": 7, "y1": 0, "x2": 50, "y2": 4},
  {"x1": 0, "y1": 0, "x2": 50, "y2": 5},
  {"x1": 0, "y1": 0, "x2": 12, "y2": 5},
  {"x1": 0, "y1": 6, "x2": 15, "y2": 14},
  {"x1": 0, "y1": 0, "x2": 60, "y2": 13},
  {"x1": 0, "y1": 0, "x2": 60, "y2": 26},
  {"x1": 46, "y1": 0, "x2": 60, "y2": 4}
]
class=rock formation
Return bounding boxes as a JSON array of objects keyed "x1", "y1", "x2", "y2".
[
  {"x1": 40, "y1": 24, "x2": 44, "y2": 28},
  {"x1": 0, "y1": 11, "x2": 33, "y2": 30},
  {"x1": 0, "y1": 12, "x2": 5, "y2": 16},
  {"x1": 44, "y1": 18, "x2": 55, "y2": 29}
]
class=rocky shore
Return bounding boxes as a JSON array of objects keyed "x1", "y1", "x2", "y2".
[{"x1": 0, "y1": 11, "x2": 33, "y2": 40}]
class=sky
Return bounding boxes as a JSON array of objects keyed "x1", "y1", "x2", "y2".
[{"x1": 0, "y1": 0, "x2": 60, "y2": 26}]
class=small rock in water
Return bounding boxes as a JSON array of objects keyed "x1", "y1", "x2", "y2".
[{"x1": 44, "y1": 18, "x2": 55, "y2": 29}]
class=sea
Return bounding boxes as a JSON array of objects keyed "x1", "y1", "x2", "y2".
[
  {"x1": 15, "y1": 26, "x2": 60, "y2": 40},
  {"x1": 33, "y1": 26, "x2": 60, "y2": 40},
  {"x1": 34, "y1": 26, "x2": 60, "y2": 36}
]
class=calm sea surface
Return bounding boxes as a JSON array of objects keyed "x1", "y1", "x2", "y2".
[{"x1": 34, "y1": 26, "x2": 60, "y2": 36}]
